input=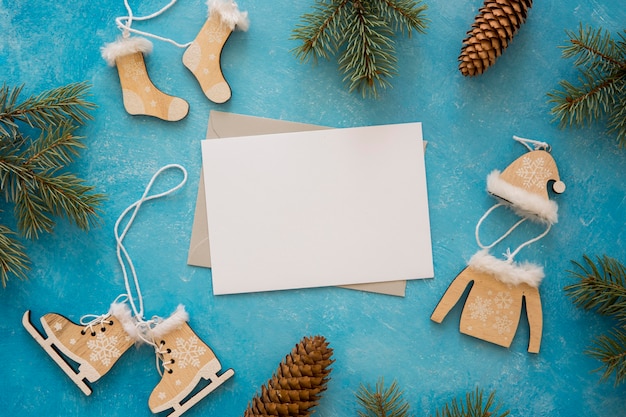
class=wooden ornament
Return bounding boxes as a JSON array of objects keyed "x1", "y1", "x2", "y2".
[
  {"x1": 182, "y1": 12, "x2": 234, "y2": 104},
  {"x1": 22, "y1": 309, "x2": 134, "y2": 395},
  {"x1": 431, "y1": 264, "x2": 542, "y2": 353},
  {"x1": 115, "y1": 51, "x2": 189, "y2": 121},
  {"x1": 149, "y1": 321, "x2": 234, "y2": 417}
]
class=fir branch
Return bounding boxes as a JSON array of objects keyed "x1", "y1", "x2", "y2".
[
  {"x1": 356, "y1": 378, "x2": 411, "y2": 417},
  {"x1": 586, "y1": 328, "x2": 626, "y2": 386},
  {"x1": 0, "y1": 81, "x2": 94, "y2": 132},
  {"x1": 0, "y1": 81, "x2": 102, "y2": 285},
  {"x1": 565, "y1": 255, "x2": 626, "y2": 324},
  {"x1": 339, "y1": 2, "x2": 397, "y2": 97},
  {"x1": 0, "y1": 224, "x2": 29, "y2": 287},
  {"x1": 548, "y1": 25, "x2": 626, "y2": 146},
  {"x1": 432, "y1": 388, "x2": 509, "y2": 417},
  {"x1": 291, "y1": 0, "x2": 350, "y2": 63},
  {"x1": 291, "y1": 0, "x2": 428, "y2": 98}
]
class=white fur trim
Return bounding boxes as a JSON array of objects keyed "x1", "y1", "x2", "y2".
[
  {"x1": 150, "y1": 305, "x2": 189, "y2": 340},
  {"x1": 487, "y1": 170, "x2": 559, "y2": 225},
  {"x1": 109, "y1": 302, "x2": 143, "y2": 342},
  {"x1": 468, "y1": 250, "x2": 545, "y2": 287},
  {"x1": 101, "y1": 36, "x2": 153, "y2": 66},
  {"x1": 208, "y1": 0, "x2": 249, "y2": 31}
]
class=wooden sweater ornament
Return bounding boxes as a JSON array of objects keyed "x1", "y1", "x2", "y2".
[
  {"x1": 23, "y1": 165, "x2": 233, "y2": 417},
  {"x1": 431, "y1": 137, "x2": 565, "y2": 353}
]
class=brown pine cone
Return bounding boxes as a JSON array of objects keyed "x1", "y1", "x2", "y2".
[
  {"x1": 459, "y1": 0, "x2": 533, "y2": 76},
  {"x1": 243, "y1": 336, "x2": 334, "y2": 417}
]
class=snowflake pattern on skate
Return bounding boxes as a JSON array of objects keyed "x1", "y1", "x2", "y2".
[
  {"x1": 515, "y1": 156, "x2": 552, "y2": 191},
  {"x1": 171, "y1": 335, "x2": 207, "y2": 369},
  {"x1": 87, "y1": 333, "x2": 122, "y2": 366},
  {"x1": 468, "y1": 296, "x2": 493, "y2": 322}
]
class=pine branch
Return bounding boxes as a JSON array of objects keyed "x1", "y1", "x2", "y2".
[
  {"x1": 586, "y1": 328, "x2": 626, "y2": 386},
  {"x1": 565, "y1": 255, "x2": 626, "y2": 324},
  {"x1": 0, "y1": 82, "x2": 94, "y2": 133},
  {"x1": 548, "y1": 25, "x2": 626, "y2": 146},
  {"x1": 356, "y1": 378, "x2": 412, "y2": 417},
  {"x1": 339, "y1": 2, "x2": 397, "y2": 97},
  {"x1": 0, "y1": 224, "x2": 29, "y2": 287},
  {"x1": 291, "y1": 0, "x2": 428, "y2": 98},
  {"x1": 0, "y1": 81, "x2": 102, "y2": 285},
  {"x1": 432, "y1": 388, "x2": 509, "y2": 417}
]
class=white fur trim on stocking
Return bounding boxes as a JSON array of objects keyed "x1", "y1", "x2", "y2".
[
  {"x1": 487, "y1": 170, "x2": 559, "y2": 225},
  {"x1": 468, "y1": 250, "x2": 545, "y2": 287},
  {"x1": 150, "y1": 304, "x2": 189, "y2": 340},
  {"x1": 109, "y1": 301, "x2": 144, "y2": 342},
  {"x1": 208, "y1": 0, "x2": 249, "y2": 31},
  {"x1": 101, "y1": 36, "x2": 153, "y2": 66}
]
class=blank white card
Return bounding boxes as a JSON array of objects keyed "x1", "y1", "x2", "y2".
[{"x1": 201, "y1": 122, "x2": 433, "y2": 295}]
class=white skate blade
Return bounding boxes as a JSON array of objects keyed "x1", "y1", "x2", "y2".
[
  {"x1": 167, "y1": 368, "x2": 235, "y2": 417},
  {"x1": 22, "y1": 310, "x2": 93, "y2": 396}
]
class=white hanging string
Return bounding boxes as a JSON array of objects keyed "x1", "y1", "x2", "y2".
[
  {"x1": 513, "y1": 135, "x2": 551, "y2": 152},
  {"x1": 116, "y1": 0, "x2": 192, "y2": 48},
  {"x1": 475, "y1": 203, "x2": 552, "y2": 262},
  {"x1": 114, "y1": 164, "x2": 188, "y2": 320}
]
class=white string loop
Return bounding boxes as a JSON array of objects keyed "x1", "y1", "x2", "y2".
[
  {"x1": 513, "y1": 135, "x2": 551, "y2": 152},
  {"x1": 114, "y1": 164, "x2": 188, "y2": 321},
  {"x1": 116, "y1": 0, "x2": 192, "y2": 48},
  {"x1": 475, "y1": 203, "x2": 552, "y2": 262}
]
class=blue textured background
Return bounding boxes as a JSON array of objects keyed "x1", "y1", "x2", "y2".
[{"x1": 1, "y1": 1, "x2": 626, "y2": 416}]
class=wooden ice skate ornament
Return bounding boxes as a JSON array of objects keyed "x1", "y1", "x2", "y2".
[
  {"x1": 431, "y1": 136, "x2": 565, "y2": 353},
  {"x1": 183, "y1": 0, "x2": 249, "y2": 103},
  {"x1": 22, "y1": 302, "x2": 137, "y2": 395},
  {"x1": 101, "y1": 36, "x2": 189, "y2": 121}
]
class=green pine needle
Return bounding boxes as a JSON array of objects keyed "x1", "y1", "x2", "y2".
[
  {"x1": 566, "y1": 255, "x2": 626, "y2": 386},
  {"x1": 586, "y1": 328, "x2": 626, "y2": 386},
  {"x1": 291, "y1": 0, "x2": 428, "y2": 98},
  {"x1": 0, "y1": 82, "x2": 103, "y2": 286},
  {"x1": 356, "y1": 378, "x2": 412, "y2": 417},
  {"x1": 548, "y1": 25, "x2": 626, "y2": 146},
  {"x1": 432, "y1": 388, "x2": 509, "y2": 417}
]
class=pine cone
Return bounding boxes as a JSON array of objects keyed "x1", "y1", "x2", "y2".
[
  {"x1": 458, "y1": 0, "x2": 533, "y2": 76},
  {"x1": 243, "y1": 336, "x2": 334, "y2": 417}
]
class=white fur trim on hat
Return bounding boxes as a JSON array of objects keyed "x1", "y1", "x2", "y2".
[
  {"x1": 208, "y1": 0, "x2": 249, "y2": 31},
  {"x1": 101, "y1": 36, "x2": 153, "y2": 66},
  {"x1": 109, "y1": 301, "x2": 143, "y2": 342},
  {"x1": 487, "y1": 170, "x2": 559, "y2": 225},
  {"x1": 149, "y1": 304, "x2": 189, "y2": 340},
  {"x1": 468, "y1": 250, "x2": 545, "y2": 287}
]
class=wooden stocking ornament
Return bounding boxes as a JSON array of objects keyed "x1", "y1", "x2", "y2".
[
  {"x1": 183, "y1": 0, "x2": 249, "y2": 103},
  {"x1": 101, "y1": 36, "x2": 189, "y2": 121}
]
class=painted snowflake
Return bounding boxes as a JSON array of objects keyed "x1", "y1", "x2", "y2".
[
  {"x1": 87, "y1": 333, "x2": 122, "y2": 366},
  {"x1": 206, "y1": 28, "x2": 227, "y2": 43},
  {"x1": 468, "y1": 296, "x2": 493, "y2": 322},
  {"x1": 515, "y1": 156, "x2": 552, "y2": 191},
  {"x1": 493, "y1": 315, "x2": 514, "y2": 335},
  {"x1": 171, "y1": 336, "x2": 207, "y2": 369},
  {"x1": 494, "y1": 291, "x2": 513, "y2": 310}
]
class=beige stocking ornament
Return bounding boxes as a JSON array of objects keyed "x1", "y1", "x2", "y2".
[
  {"x1": 101, "y1": 36, "x2": 189, "y2": 121},
  {"x1": 431, "y1": 136, "x2": 565, "y2": 353},
  {"x1": 183, "y1": 0, "x2": 249, "y2": 103}
]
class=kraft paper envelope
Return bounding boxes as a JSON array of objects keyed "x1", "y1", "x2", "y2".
[
  {"x1": 188, "y1": 111, "x2": 427, "y2": 296},
  {"x1": 198, "y1": 119, "x2": 433, "y2": 295}
]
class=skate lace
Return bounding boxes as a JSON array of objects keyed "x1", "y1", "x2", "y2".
[
  {"x1": 155, "y1": 339, "x2": 175, "y2": 376},
  {"x1": 79, "y1": 314, "x2": 115, "y2": 336}
]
